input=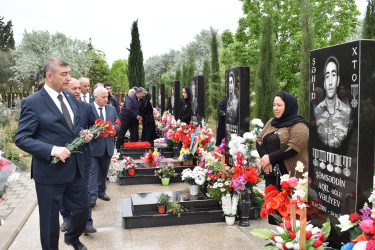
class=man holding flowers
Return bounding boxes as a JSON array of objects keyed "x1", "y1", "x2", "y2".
[{"x1": 15, "y1": 58, "x2": 93, "y2": 250}]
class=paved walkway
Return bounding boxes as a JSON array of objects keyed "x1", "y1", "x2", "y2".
[{"x1": 1, "y1": 173, "x2": 273, "y2": 250}]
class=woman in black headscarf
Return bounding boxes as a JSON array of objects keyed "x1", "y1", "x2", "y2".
[
  {"x1": 141, "y1": 92, "x2": 157, "y2": 146},
  {"x1": 256, "y1": 92, "x2": 309, "y2": 224},
  {"x1": 179, "y1": 86, "x2": 192, "y2": 124}
]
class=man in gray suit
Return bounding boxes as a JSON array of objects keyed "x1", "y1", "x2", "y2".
[{"x1": 88, "y1": 87, "x2": 119, "y2": 209}]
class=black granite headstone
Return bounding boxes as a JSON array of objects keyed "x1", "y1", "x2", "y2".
[
  {"x1": 152, "y1": 85, "x2": 156, "y2": 107},
  {"x1": 146, "y1": 87, "x2": 149, "y2": 93},
  {"x1": 190, "y1": 75, "x2": 205, "y2": 125},
  {"x1": 171, "y1": 81, "x2": 180, "y2": 119},
  {"x1": 308, "y1": 40, "x2": 375, "y2": 247},
  {"x1": 160, "y1": 84, "x2": 165, "y2": 115},
  {"x1": 224, "y1": 67, "x2": 250, "y2": 141}
]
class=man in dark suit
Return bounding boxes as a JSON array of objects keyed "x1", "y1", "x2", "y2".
[
  {"x1": 104, "y1": 83, "x2": 120, "y2": 115},
  {"x1": 15, "y1": 58, "x2": 92, "y2": 250},
  {"x1": 88, "y1": 87, "x2": 119, "y2": 208},
  {"x1": 60, "y1": 78, "x2": 97, "y2": 234},
  {"x1": 79, "y1": 77, "x2": 95, "y2": 103},
  {"x1": 116, "y1": 87, "x2": 146, "y2": 149}
]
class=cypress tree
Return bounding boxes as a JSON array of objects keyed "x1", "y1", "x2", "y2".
[
  {"x1": 128, "y1": 20, "x2": 145, "y2": 88},
  {"x1": 363, "y1": 0, "x2": 375, "y2": 39},
  {"x1": 255, "y1": 14, "x2": 278, "y2": 123},
  {"x1": 298, "y1": 0, "x2": 315, "y2": 119},
  {"x1": 203, "y1": 58, "x2": 211, "y2": 118},
  {"x1": 0, "y1": 16, "x2": 15, "y2": 52},
  {"x1": 210, "y1": 30, "x2": 220, "y2": 83}
]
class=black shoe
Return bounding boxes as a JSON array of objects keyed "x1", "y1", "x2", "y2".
[
  {"x1": 60, "y1": 220, "x2": 69, "y2": 232},
  {"x1": 98, "y1": 193, "x2": 110, "y2": 201},
  {"x1": 90, "y1": 199, "x2": 96, "y2": 207},
  {"x1": 84, "y1": 225, "x2": 97, "y2": 234},
  {"x1": 64, "y1": 238, "x2": 87, "y2": 250}
]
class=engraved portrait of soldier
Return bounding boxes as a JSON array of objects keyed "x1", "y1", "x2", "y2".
[
  {"x1": 171, "y1": 85, "x2": 175, "y2": 110},
  {"x1": 315, "y1": 56, "x2": 351, "y2": 149},
  {"x1": 191, "y1": 80, "x2": 198, "y2": 116},
  {"x1": 226, "y1": 71, "x2": 239, "y2": 126}
]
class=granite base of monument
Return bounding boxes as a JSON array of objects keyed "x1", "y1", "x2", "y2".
[
  {"x1": 117, "y1": 165, "x2": 193, "y2": 185},
  {"x1": 119, "y1": 146, "x2": 174, "y2": 159},
  {"x1": 122, "y1": 191, "x2": 224, "y2": 229}
]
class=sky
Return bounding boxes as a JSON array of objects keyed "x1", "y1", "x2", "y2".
[{"x1": 1, "y1": 0, "x2": 369, "y2": 66}]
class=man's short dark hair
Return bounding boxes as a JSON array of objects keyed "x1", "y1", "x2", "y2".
[
  {"x1": 324, "y1": 56, "x2": 340, "y2": 76},
  {"x1": 104, "y1": 83, "x2": 111, "y2": 88},
  {"x1": 43, "y1": 57, "x2": 69, "y2": 77}
]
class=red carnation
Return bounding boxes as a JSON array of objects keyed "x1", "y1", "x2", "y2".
[
  {"x1": 315, "y1": 232, "x2": 325, "y2": 242},
  {"x1": 265, "y1": 185, "x2": 278, "y2": 194},
  {"x1": 306, "y1": 231, "x2": 312, "y2": 240},
  {"x1": 313, "y1": 240, "x2": 322, "y2": 248},
  {"x1": 349, "y1": 212, "x2": 361, "y2": 223},
  {"x1": 289, "y1": 230, "x2": 296, "y2": 240},
  {"x1": 116, "y1": 118, "x2": 121, "y2": 126},
  {"x1": 280, "y1": 181, "x2": 291, "y2": 191}
]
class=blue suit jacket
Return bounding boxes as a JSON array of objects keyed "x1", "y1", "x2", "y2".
[
  {"x1": 15, "y1": 87, "x2": 84, "y2": 185},
  {"x1": 119, "y1": 93, "x2": 141, "y2": 120},
  {"x1": 77, "y1": 100, "x2": 95, "y2": 129},
  {"x1": 89, "y1": 103, "x2": 120, "y2": 157}
]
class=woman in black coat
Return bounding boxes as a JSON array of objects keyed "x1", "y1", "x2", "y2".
[
  {"x1": 179, "y1": 86, "x2": 192, "y2": 124},
  {"x1": 141, "y1": 93, "x2": 157, "y2": 146},
  {"x1": 216, "y1": 98, "x2": 228, "y2": 147}
]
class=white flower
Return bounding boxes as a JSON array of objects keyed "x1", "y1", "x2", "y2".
[
  {"x1": 295, "y1": 220, "x2": 300, "y2": 227},
  {"x1": 369, "y1": 190, "x2": 375, "y2": 203},
  {"x1": 276, "y1": 226, "x2": 285, "y2": 234},
  {"x1": 337, "y1": 214, "x2": 356, "y2": 232},
  {"x1": 243, "y1": 132, "x2": 256, "y2": 141},
  {"x1": 276, "y1": 243, "x2": 283, "y2": 249},
  {"x1": 353, "y1": 241, "x2": 368, "y2": 250},
  {"x1": 195, "y1": 175, "x2": 205, "y2": 185},
  {"x1": 285, "y1": 242, "x2": 293, "y2": 249},
  {"x1": 295, "y1": 161, "x2": 305, "y2": 172},
  {"x1": 251, "y1": 118, "x2": 264, "y2": 127},
  {"x1": 224, "y1": 181, "x2": 229, "y2": 186},
  {"x1": 213, "y1": 183, "x2": 218, "y2": 188},
  {"x1": 218, "y1": 183, "x2": 224, "y2": 187},
  {"x1": 220, "y1": 188, "x2": 226, "y2": 192},
  {"x1": 306, "y1": 224, "x2": 313, "y2": 232},
  {"x1": 292, "y1": 189, "x2": 306, "y2": 200},
  {"x1": 293, "y1": 243, "x2": 300, "y2": 250},
  {"x1": 251, "y1": 150, "x2": 259, "y2": 158},
  {"x1": 280, "y1": 174, "x2": 290, "y2": 183},
  {"x1": 372, "y1": 209, "x2": 375, "y2": 218},
  {"x1": 311, "y1": 227, "x2": 321, "y2": 235},
  {"x1": 274, "y1": 235, "x2": 284, "y2": 243}
]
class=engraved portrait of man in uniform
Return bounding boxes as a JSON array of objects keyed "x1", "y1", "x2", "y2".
[{"x1": 315, "y1": 56, "x2": 351, "y2": 149}]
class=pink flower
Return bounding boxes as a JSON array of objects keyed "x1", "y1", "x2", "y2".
[
  {"x1": 19, "y1": 153, "x2": 23, "y2": 159},
  {"x1": 367, "y1": 240, "x2": 375, "y2": 250},
  {"x1": 287, "y1": 177, "x2": 298, "y2": 188},
  {"x1": 359, "y1": 219, "x2": 373, "y2": 234}
]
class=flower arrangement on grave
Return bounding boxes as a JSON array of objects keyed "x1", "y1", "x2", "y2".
[
  {"x1": 181, "y1": 166, "x2": 206, "y2": 186},
  {"x1": 154, "y1": 164, "x2": 177, "y2": 179},
  {"x1": 156, "y1": 192, "x2": 171, "y2": 214},
  {"x1": 167, "y1": 201, "x2": 187, "y2": 217},
  {"x1": 252, "y1": 187, "x2": 265, "y2": 218},
  {"x1": 222, "y1": 192, "x2": 239, "y2": 217},
  {"x1": 108, "y1": 153, "x2": 123, "y2": 176},
  {"x1": 251, "y1": 218, "x2": 331, "y2": 249},
  {"x1": 141, "y1": 148, "x2": 164, "y2": 167},
  {"x1": 260, "y1": 161, "x2": 309, "y2": 224},
  {"x1": 337, "y1": 191, "x2": 375, "y2": 249},
  {"x1": 122, "y1": 156, "x2": 137, "y2": 170},
  {"x1": 0, "y1": 156, "x2": 19, "y2": 202},
  {"x1": 51, "y1": 118, "x2": 118, "y2": 164},
  {"x1": 207, "y1": 178, "x2": 233, "y2": 202},
  {"x1": 123, "y1": 142, "x2": 151, "y2": 148}
]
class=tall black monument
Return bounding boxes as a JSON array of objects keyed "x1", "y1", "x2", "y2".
[
  {"x1": 171, "y1": 81, "x2": 180, "y2": 119},
  {"x1": 160, "y1": 84, "x2": 165, "y2": 115},
  {"x1": 308, "y1": 40, "x2": 375, "y2": 247},
  {"x1": 191, "y1": 75, "x2": 205, "y2": 125},
  {"x1": 152, "y1": 85, "x2": 156, "y2": 107}
]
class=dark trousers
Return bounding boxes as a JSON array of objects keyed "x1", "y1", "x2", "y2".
[
  {"x1": 60, "y1": 147, "x2": 92, "y2": 225},
  {"x1": 116, "y1": 117, "x2": 139, "y2": 148},
  {"x1": 35, "y1": 173, "x2": 89, "y2": 250},
  {"x1": 88, "y1": 153, "x2": 111, "y2": 202}
]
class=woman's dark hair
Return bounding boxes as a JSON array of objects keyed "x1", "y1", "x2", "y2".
[{"x1": 182, "y1": 86, "x2": 191, "y2": 102}]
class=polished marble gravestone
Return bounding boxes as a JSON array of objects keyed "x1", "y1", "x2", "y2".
[
  {"x1": 190, "y1": 75, "x2": 205, "y2": 125},
  {"x1": 224, "y1": 67, "x2": 250, "y2": 164},
  {"x1": 160, "y1": 84, "x2": 165, "y2": 114},
  {"x1": 152, "y1": 85, "x2": 156, "y2": 107},
  {"x1": 171, "y1": 81, "x2": 180, "y2": 119},
  {"x1": 122, "y1": 190, "x2": 223, "y2": 228},
  {"x1": 308, "y1": 40, "x2": 375, "y2": 247}
]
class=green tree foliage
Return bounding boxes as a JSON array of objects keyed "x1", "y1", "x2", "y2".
[
  {"x1": 256, "y1": 14, "x2": 278, "y2": 123},
  {"x1": 175, "y1": 65, "x2": 182, "y2": 81},
  {"x1": 210, "y1": 30, "x2": 220, "y2": 83},
  {"x1": 203, "y1": 58, "x2": 211, "y2": 118},
  {"x1": 221, "y1": 0, "x2": 360, "y2": 96},
  {"x1": 203, "y1": 59, "x2": 210, "y2": 84},
  {"x1": 87, "y1": 50, "x2": 110, "y2": 85},
  {"x1": 181, "y1": 49, "x2": 196, "y2": 89},
  {"x1": 108, "y1": 59, "x2": 128, "y2": 94},
  {"x1": 363, "y1": 0, "x2": 375, "y2": 38},
  {"x1": 128, "y1": 20, "x2": 145, "y2": 88},
  {"x1": 298, "y1": 0, "x2": 315, "y2": 120},
  {"x1": 11, "y1": 30, "x2": 92, "y2": 90},
  {"x1": 0, "y1": 16, "x2": 15, "y2": 52}
]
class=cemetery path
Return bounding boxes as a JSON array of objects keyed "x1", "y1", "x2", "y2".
[{"x1": 3, "y1": 176, "x2": 274, "y2": 250}]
